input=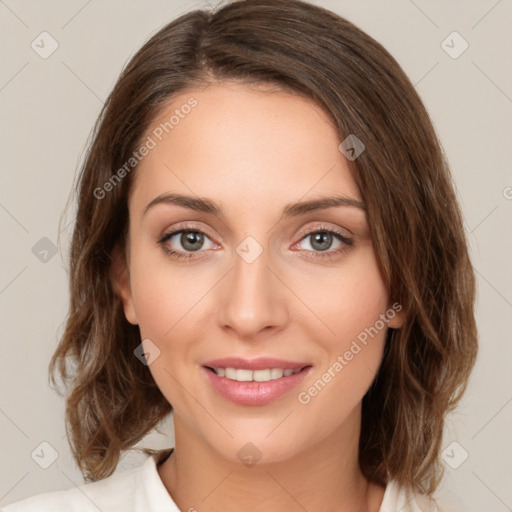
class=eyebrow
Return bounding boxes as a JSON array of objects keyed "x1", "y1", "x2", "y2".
[{"x1": 143, "y1": 193, "x2": 366, "y2": 219}]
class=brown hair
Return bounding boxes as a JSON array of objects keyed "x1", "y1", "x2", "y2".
[{"x1": 50, "y1": 0, "x2": 478, "y2": 495}]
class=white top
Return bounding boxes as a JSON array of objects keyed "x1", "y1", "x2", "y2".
[{"x1": 1, "y1": 449, "x2": 439, "y2": 511}]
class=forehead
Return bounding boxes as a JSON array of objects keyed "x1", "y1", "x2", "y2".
[{"x1": 130, "y1": 81, "x2": 361, "y2": 214}]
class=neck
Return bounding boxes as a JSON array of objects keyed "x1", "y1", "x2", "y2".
[{"x1": 157, "y1": 408, "x2": 385, "y2": 512}]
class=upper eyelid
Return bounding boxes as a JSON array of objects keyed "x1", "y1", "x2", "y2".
[
  {"x1": 296, "y1": 223, "x2": 352, "y2": 239},
  {"x1": 160, "y1": 221, "x2": 350, "y2": 235},
  {"x1": 159, "y1": 222, "x2": 218, "y2": 243}
]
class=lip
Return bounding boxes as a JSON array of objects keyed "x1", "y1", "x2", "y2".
[
  {"x1": 201, "y1": 358, "x2": 313, "y2": 406},
  {"x1": 202, "y1": 356, "x2": 309, "y2": 371}
]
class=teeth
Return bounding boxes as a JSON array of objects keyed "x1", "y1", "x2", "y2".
[
  {"x1": 225, "y1": 368, "x2": 237, "y2": 380},
  {"x1": 254, "y1": 369, "x2": 273, "y2": 381},
  {"x1": 235, "y1": 369, "x2": 253, "y2": 381},
  {"x1": 213, "y1": 367, "x2": 301, "y2": 382}
]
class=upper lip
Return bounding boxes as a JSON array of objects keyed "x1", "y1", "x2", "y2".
[{"x1": 202, "y1": 357, "x2": 311, "y2": 371}]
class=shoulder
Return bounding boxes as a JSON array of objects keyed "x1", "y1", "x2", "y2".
[
  {"x1": 1, "y1": 465, "x2": 141, "y2": 512},
  {"x1": 380, "y1": 480, "x2": 444, "y2": 511},
  {"x1": 1, "y1": 450, "x2": 176, "y2": 512}
]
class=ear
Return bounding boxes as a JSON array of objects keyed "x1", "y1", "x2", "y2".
[
  {"x1": 110, "y1": 242, "x2": 138, "y2": 325},
  {"x1": 386, "y1": 301, "x2": 405, "y2": 330}
]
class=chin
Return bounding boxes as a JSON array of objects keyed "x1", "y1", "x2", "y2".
[{"x1": 202, "y1": 431, "x2": 308, "y2": 468}]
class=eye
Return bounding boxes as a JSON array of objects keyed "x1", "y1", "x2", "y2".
[
  {"x1": 158, "y1": 224, "x2": 217, "y2": 261},
  {"x1": 293, "y1": 226, "x2": 353, "y2": 260}
]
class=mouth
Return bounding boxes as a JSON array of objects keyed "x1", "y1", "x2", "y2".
[
  {"x1": 204, "y1": 365, "x2": 309, "y2": 382},
  {"x1": 201, "y1": 359, "x2": 313, "y2": 406}
]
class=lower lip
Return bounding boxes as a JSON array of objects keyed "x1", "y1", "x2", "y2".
[{"x1": 202, "y1": 366, "x2": 313, "y2": 406}]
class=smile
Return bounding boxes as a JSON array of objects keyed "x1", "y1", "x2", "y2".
[{"x1": 202, "y1": 364, "x2": 313, "y2": 406}]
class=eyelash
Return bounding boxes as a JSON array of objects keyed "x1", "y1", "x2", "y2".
[{"x1": 157, "y1": 223, "x2": 353, "y2": 262}]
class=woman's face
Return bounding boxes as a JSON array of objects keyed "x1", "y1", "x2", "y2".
[{"x1": 114, "y1": 81, "x2": 403, "y2": 464}]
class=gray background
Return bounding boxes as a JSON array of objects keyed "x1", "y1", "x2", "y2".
[{"x1": 1, "y1": 0, "x2": 511, "y2": 510}]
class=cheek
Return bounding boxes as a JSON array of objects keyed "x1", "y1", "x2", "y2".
[
  {"x1": 294, "y1": 250, "x2": 390, "y2": 405},
  {"x1": 129, "y1": 249, "x2": 210, "y2": 339},
  {"x1": 128, "y1": 257, "x2": 206, "y2": 405},
  {"x1": 294, "y1": 247, "x2": 390, "y2": 345}
]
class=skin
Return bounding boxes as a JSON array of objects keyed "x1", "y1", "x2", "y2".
[{"x1": 112, "y1": 80, "x2": 404, "y2": 512}]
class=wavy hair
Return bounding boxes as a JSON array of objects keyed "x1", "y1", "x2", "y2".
[{"x1": 50, "y1": 0, "x2": 478, "y2": 495}]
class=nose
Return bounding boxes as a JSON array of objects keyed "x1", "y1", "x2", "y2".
[{"x1": 216, "y1": 243, "x2": 289, "y2": 340}]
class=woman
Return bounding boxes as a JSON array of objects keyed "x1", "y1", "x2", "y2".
[{"x1": 2, "y1": 0, "x2": 477, "y2": 510}]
